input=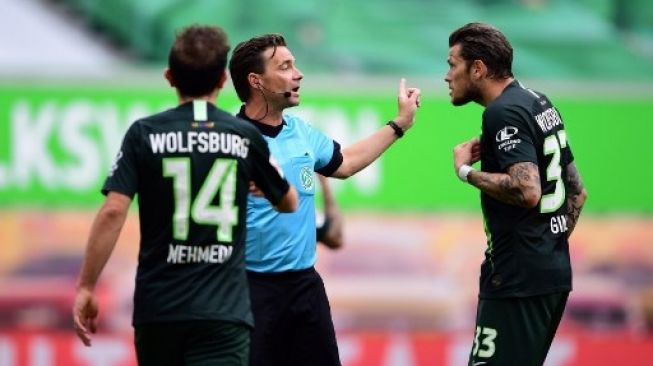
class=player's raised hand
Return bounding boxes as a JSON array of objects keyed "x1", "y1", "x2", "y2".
[
  {"x1": 470, "y1": 138, "x2": 481, "y2": 163},
  {"x1": 394, "y1": 78, "x2": 421, "y2": 132},
  {"x1": 73, "y1": 287, "x2": 99, "y2": 346}
]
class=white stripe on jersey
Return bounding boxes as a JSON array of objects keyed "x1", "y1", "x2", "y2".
[{"x1": 193, "y1": 100, "x2": 208, "y2": 121}]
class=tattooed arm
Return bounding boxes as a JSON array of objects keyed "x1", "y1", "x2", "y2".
[
  {"x1": 452, "y1": 139, "x2": 541, "y2": 208},
  {"x1": 563, "y1": 161, "x2": 587, "y2": 238},
  {"x1": 468, "y1": 162, "x2": 542, "y2": 208}
]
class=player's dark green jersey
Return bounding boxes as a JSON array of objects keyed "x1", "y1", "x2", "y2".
[
  {"x1": 103, "y1": 100, "x2": 290, "y2": 326},
  {"x1": 479, "y1": 80, "x2": 573, "y2": 299}
]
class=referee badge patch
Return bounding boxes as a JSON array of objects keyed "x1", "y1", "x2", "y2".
[{"x1": 299, "y1": 166, "x2": 314, "y2": 191}]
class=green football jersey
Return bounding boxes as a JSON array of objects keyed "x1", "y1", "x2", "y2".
[
  {"x1": 103, "y1": 100, "x2": 289, "y2": 326},
  {"x1": 479, "y1": 80, "x2": 573, "y2": 298}
]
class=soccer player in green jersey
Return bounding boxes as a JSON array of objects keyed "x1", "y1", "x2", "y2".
[
  {"x1": 446, "y1": 23, "x2": 588, "y2": 366},
  {"x1": 72, "y1": 25, "x2": 298, "y2": 366}
]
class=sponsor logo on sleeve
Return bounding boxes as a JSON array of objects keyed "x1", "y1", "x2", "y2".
[
  {"x1": 495, "y1": 126, "x2": 518, "y2": 142},
  {"x1": 495, "y1": 126, "x2": 521, "y2": 152},
  {"x1": 108, "y1": 150, "x2": 123, "y2": 177}
]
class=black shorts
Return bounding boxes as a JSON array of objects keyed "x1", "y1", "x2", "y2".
[
  {"x1": 247, "y1": 267, "x2": 341, "y2": 366},
  {"x1": 134, "y1": 320, "x2": 249, "y2": 366},
  {"x1": 468, "y1": 292, "x2": 569, "y2": 366}
]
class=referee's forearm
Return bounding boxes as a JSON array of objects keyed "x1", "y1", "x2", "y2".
[{"x1": 335, "y1": 127, "x2": 397, "y2": 178}]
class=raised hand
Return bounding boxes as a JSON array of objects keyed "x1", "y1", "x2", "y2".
[
  {"x1": 453, "y1": 137, "x2": 481, "y2": 173},
  {"x1": 394, "y1": 78, "x2": 422, "y2": 131}
]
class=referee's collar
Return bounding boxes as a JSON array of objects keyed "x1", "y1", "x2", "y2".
[{"x1": 237, "y1": 105, "x2": 286, "y2": 138}]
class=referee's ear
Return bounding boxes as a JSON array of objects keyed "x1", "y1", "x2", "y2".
[{"x1": 164, "y1": 68, "x2": 176, "y2": 87}]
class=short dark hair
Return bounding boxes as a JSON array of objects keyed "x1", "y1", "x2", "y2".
[
  {"x1": 229, "y1": 34, "x2": 287, "y2": 102},
  {"x1": 168, "y1": 25, "x2": 230, "y2": 97},
  {"x1": 449, "y1": 22, "x2": 513, "y2": 79}
]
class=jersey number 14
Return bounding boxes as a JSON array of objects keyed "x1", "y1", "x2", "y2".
[{"x1": 163, "y1": 158, "x2": 238, "y2": 242}]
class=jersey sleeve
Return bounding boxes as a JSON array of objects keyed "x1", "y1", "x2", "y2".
[
  {"x1": 483, "y1": 104, "x2": 538, "y2": 171},
  {"x1": 102, "y1": 122, "x2": 140, "y2": 197},
  {"x1": 248, "y1": 131, "x2": 290, "y2": 205},
  {"x1": 303, "y1": 123, "x2": 343, "y2": 176},
  {"x1": 556, "y1": 107, "x2": 575, "y2": 165}
]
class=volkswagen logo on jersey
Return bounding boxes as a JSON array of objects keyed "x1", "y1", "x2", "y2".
[
  {"x1": 299, "y1": 166, "x2": 314, "y2": 191},
  {"x1": 496, "y1": 126, "x2": 519, "y2": 142}
]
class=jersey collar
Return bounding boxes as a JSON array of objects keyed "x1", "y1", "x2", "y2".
[{"x1": 237, "y1": 105, "x2": 286, "y2": 138}]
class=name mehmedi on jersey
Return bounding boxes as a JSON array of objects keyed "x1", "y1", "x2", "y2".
[{"x1": 167, "y1": 244, "x2": 234, "y2": 264}]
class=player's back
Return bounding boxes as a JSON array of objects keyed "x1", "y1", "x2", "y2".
[
  {"x1": 133, "y1": 101, "x2": 258, "y2": 249},
  {"x1": 105, "y1": 100, "x2": 269, "y2": 325}
]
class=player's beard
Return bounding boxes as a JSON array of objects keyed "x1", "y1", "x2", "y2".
[{"x1": 453, "y1": 82, "x2": 483, "y2": 106}]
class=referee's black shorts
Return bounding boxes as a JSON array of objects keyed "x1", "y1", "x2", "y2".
[
  {"x1": 134, "y1": 320, "x2": 249, "y2": 366},
  {"x1": 247, "y1": 266, "x2": 341, "y2": 366},
  {"x1": 468, "y1": 292, "x2": 569, "y2": 366}
]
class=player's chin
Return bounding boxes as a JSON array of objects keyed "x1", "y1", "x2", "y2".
[
  {"x1": 448, "y1": 90, "x2": 458, "y2": 104},
  {"x1": 451, "y1": 95, "x2": 470, "y2": 106}
]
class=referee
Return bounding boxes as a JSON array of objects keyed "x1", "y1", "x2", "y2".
[{"x1": 229, "y1": 33, "x2": 420, "y2": 366}]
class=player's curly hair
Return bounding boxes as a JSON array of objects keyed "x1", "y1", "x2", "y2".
[
  {"x1": 168, "y1": 25, "x2": 230, "y2": 97},
  {"x1": 449, "y1": 22, "x2": 513, "y2": 79},
  {"x1": 229, "y1": 33, "x2": 287, "y2": 103}
]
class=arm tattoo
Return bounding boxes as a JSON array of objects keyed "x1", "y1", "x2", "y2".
[
  {"x1": 563, "y1": 162, "x2": 587, "y2": 238},
  {"x1": 469, "y1": 162, "x2": 541, "y2": 208}
]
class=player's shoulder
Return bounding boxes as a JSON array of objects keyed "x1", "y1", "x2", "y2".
[
  {"x1": 124, "y1": 113, "x2": 159, "y2": 136},
  {"x1": 484, "y1": 95, "x2": 517, "y2": 122},
  {"x1": 488, "y1": 81, "x2": 549, "y2": 117},
  {"x1": 126, "y1": 106, "x2": 183, "y2": 135},
  {"x1": 140, "y1": 105, "x2": 183, "y2": 124},
  {"x1": 504, "y1": 80, "x2": 552, "y2": 107},
  {"x1": 226, "y1": 112, "x2": 266, "y2": 138}
]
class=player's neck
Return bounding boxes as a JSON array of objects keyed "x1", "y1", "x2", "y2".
[
  {"x1": 177, "y1": 92, "x2": 218, "y2": 105},
  {"x1": 244, "y1": 101, "x2": 284, "y2": 126},
  {"x1": 481, "y1": 77, "x2": 514, "y2": 106}
]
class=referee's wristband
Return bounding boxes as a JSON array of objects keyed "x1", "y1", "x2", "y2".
[
  {"x1": 386, "y1": 121, "x2": 404, "y2": 138},
  {"x1": 458, "y1": 164, "x2": 475, "y2": 182}
]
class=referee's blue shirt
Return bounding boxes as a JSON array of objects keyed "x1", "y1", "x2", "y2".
[{"x1": 239, "y1": 110, "x2": 343, "y2": 273}]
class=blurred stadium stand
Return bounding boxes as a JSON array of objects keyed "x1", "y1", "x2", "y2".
[
  {"x1": 41, "y1": 0, "x2": 653, "y2": 80},
  {"x1": 0, "y1": 0, "x2": 128, "y2": 77},
  {"x1": 3, "y1": 0, "x2": 651, "y2": 82}
]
